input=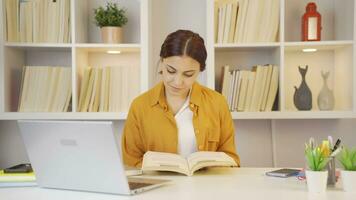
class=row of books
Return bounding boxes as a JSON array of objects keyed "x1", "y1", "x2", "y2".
[
  {"x1": 18, "y1": 66, "x2": 72, "y2": 112},
  {"x1": 78, "y1": 66, "x2": 140, "y2": 112},
  {"x1": 5, "y1": 0, "x2": 71, "y2": 43},
  {"x1": 220, "y1": 64, "x2": 279, "y2": 112},
  {"x1": 215, "y1": 0, "x2": 280, "y2": 43}
]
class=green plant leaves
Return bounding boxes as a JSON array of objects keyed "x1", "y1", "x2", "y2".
[
  {"x1": 94, "y1": 2, "x2": 128, "y2": 27},
  {"x1": 305, "y1": 143, "x2": 330, "y2": 171},
  {"x1": 338, "y1": 147, "x2": 356, "y2": 171}
]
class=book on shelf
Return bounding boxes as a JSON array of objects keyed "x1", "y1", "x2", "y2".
[
  {"x1": 242, "y1": 0, "x2": 262, "y2": 42},
  {"x1": 256, "y1": 65, "x2": 268, "y2": 111},
  {"x1": 237, "y1": 70, "x2": 249, "y2": 111},
  {"x1": 220, "y1": 64, "x2": 279, "y2": 112},
  {"x1": 0, "y1": 170, "x2": 36, "y2": 187},
  {"x1": 223, "y1": 3, "x2": 232, "y2": 44},
  {"x1": 88, "y1": 68, "x2": 103, "y2": 112},
  {"x1": 265, "y1": 66, "x2": 279, "y2": 111},
  {"x1": 142, "y1": 151, "x2": 237, "y2": 176},
  {"x1": 260, "y1": 65, "x2": 273, "y2": 111},
  {"x1": 78, "y1": 66, "x2": 140, "y2": 112},
  {"x1": 233, "y1": 69, "x2": 243, "y2": 110},
  {"x1": 5, "y1": 0, "x2": 71, "y2": 43},
  {"x1": 18, "y1": 66, "x2": 72, "y2": 112},
  {"x1": 99, "y1": 67, "x2": 112, "y2": 112},
  {"x1": 228, "y1": 1, "x2": 238, "y2": 43},
  {"x1": 5, "y1": 0, "x2": 19, "y2": 42},
  {"x1": 230, "y1": 70, "x2": 239, "y2": 111},
  {"x1": 215, "y1": 0, "x2": 279, "y2": 43},
  {"x1": 234, "y1": 0, "x2": 247, "y2": 43},
  {"x1": 220, "y1": 65, "x2": 231, "y2": 100},
  {"x1": 249, "y1": 65, "x2": 264, "y2": 111},
  {"x1": 80, "y1": 67, "x2": 95, "y2": 112},
  {"x1": 244, "y1": 71, "x2": 256, "y2": 111}
]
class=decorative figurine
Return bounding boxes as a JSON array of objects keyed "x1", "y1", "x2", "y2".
[
  {"x1": 317, "y1": 70, "x2": 334, "y2": 110},
  {"x1": 294, "y1": 65, "x2": 312, "y2": 110}
]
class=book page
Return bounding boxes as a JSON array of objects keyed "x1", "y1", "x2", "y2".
[
  {"x1": 187, "y1": 152, "x2": 237, "y2": 175},
  {"x1": 142, "y1": 151, "x2": 189, "y2": 175}
]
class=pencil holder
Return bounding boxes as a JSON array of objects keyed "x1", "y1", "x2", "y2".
[{"x1": 327, "y1": 156, "x2": 336, "y2": 185}]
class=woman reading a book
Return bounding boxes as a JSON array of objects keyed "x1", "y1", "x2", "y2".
[{"x1": 122, "y1": 30, "x2": 240, "y2": 167}]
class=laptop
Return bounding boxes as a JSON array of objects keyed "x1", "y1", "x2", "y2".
[{"x1": 17, "y1": 120, "x2": 169, "y2": 195}]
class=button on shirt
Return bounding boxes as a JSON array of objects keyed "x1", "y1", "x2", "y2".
[{"x1": 175, "y1": 91, "x2": 197, "y2": 158}]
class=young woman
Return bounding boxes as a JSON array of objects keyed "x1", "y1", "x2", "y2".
[{"x1": 122, "y1": 30, "x2": 239, "y2": 167}]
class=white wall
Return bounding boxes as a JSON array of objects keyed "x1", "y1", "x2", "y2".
[
  {"x1": 150, "y1": 0, "x2": 207, "y2": 87},
  {"x1": 273, "y1": 119, "x2": 356, "y2": 168}
]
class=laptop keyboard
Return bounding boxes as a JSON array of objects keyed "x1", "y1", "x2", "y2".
[{"x1": 128, "y1": 182, "x2": 153, "y2": 190}]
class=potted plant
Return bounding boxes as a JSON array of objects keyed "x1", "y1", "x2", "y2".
[
  {"x1": 94, "y1": 2, "x2": 128, "y2": 43},
  {"x1": 304, "y1": 139, "x2": 330, "y2": 193},
  {"x1": 337, "y1": 147, "x2": 356, "y2": 192}
]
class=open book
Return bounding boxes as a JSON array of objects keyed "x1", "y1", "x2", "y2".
[{"x1": 142, "y1": 151, "x2": 237, "y2": 176}]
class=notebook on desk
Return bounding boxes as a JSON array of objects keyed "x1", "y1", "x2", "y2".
[{"x1": 17, "y1": 120, "x2": 169, "y2": 195}]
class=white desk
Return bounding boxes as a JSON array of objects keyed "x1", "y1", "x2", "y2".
[{"x1": 0, "y1": 168, "x2": 354, "y2": 200}]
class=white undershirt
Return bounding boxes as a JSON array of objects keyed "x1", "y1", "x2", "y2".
[{"x1": 175, "y1": 93, "x2": 197, "y2": 158}]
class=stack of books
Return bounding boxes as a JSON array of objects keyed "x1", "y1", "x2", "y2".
[
  {"x1": 0, "y1": 170, "x2": 36, "y2": 187},
  {"x1": 5, "y1": 0, "x2": 71, "y2": 43},
  {"x1": 215, "y1": 0, "x2": 280, "y2": 43},
  {"x1": 220, "y1": 64, "x2": 279, "y2": 112},
  {"x1": 18, "y1": 66, "x2": 72, "y2": 112},
  {"x1": 78, "y1": 66, "x2": 140, "y2": 112}
]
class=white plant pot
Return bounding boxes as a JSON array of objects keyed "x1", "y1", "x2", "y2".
[
  {"x1": 100, "y1": 26, "x2": 123, "y2": 43},
  {"x1": 341, "y1": 170, "x2": 356, "y2": 192},
  {"x1": 305, "y1": 170, "x2": 328, "y2": 193}
]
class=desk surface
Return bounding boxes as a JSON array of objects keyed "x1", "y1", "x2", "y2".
[{"x1": 0, "y1": 168, "x2": 354, "y2": 200}]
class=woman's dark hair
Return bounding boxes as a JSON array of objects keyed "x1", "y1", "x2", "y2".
[{"x1": 160, "y1": 30, "x2": 207, "y2": 71}]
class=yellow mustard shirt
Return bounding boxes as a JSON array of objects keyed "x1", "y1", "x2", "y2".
[{"x1": 121, "y1": 81, "x2": 240, "y2": 167}]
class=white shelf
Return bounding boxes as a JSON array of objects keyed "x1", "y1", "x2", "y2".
[
  {"x1": 0, "y1": 112, "x2": 128, "y2": 120},
  {"x1": 5, "y1": 43, "x2": 72, "y2": 48},
  {"x1": 284, "y1": 40, "x2": 354, "y2": 51},
  {"x1": 4, "y1": 43, "x2": 142, "y2": 51},
  {"x1": 75, "y1": 43, "x2": 141, "y2": 49},
  {"x1": 215, "y1": 42, "x2": 280, "y2": 48},
  {"x1": 231, "y1": 111, "x2": 355, "y2": 119},
  {"x1": 285, "y1": 40, "x2": 354, "y2": 46}
]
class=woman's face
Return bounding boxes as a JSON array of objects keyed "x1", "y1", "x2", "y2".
[{"x1": 161, "y1": 55, "x2": 200, "y2": 98}]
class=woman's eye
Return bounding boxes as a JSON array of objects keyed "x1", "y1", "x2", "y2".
[
  {"x1": 167, "y1": 69, "x2": 175, "y2": 74},
  {"x1": 184, "y1": 74, "x2": 194, "y2": 77}
]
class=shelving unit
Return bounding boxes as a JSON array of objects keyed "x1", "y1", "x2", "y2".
[
  {"x1": 0, "y1": 0, "x2": 149, "y2": 116},
  {"x1": 207, "y1": 0, "x2": 355, "y2": 118}
]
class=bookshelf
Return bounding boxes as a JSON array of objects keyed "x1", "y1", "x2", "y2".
[
  {"x1": 0, "y1": 0, "x2": 354, "y2": 120},
  {"x1": 0, "y1": 0, "x2": 149, "y2": 117},
  {"x1": 208, "y1": 0, "x2": 355, "y2": 119}
]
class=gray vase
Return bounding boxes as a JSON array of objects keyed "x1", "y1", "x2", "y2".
[
  {"x1": 294, "y1": 65, "x2": 312, "y2": 110},
  {"x1": 317, "y1": 71, "x2": 334, "y2": 110}
]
